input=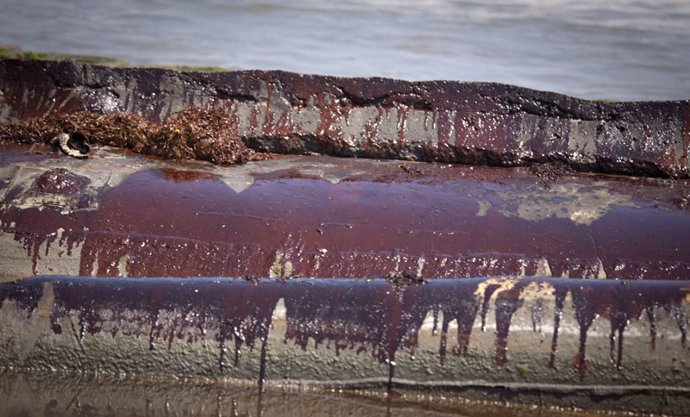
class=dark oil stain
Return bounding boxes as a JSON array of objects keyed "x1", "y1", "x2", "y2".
[
  {"x1": 33, "y1": 168, "x2": 90, "y2": 194},
  {"x1": 160, "y1": 167, "x2": 219, "y2": 182},
  {"x1": 251, "y1": 168, "x2": 323, "y2": 181},
  {"x1": 2, "y1": 163, "x2": 690, "y2": 279},
  {"x1": 567, "y1": 280, "x2": 688, "y2": 376},
  {"x1": 494, "y1": 282, "x2": 526, "y2": 366},
  {"x1": 0, "y1": 277, "x2": 688, "y2": 387},
  {"x1": 548, "y1": 286, "x2": 568, "y2": 369},
  {"x1": 2, "y1": 61, "x2": 690, "y2": 179},
  {"x1": 0, "y1": 204, "x2": 86, "y2": 274}
]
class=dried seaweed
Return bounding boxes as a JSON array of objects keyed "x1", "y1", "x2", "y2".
[{"x1": 0, "y1": 107, "x2": 266, "y2": 165}]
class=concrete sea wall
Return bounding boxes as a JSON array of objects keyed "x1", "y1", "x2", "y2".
[
  {"x1": 1, "y1": 59, "x2": 689, "y2": 177},
  {"x1": 0, "y1": 59, "x2": 689, "y2": 415}
]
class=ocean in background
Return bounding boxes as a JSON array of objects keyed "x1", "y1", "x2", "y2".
[{"x1": 1, "y1": 0, "x2": 689, "y2": 101}]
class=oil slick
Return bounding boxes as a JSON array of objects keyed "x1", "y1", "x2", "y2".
[{"x1": 2, "y1": 149, "x2": 690, "y2": 281}]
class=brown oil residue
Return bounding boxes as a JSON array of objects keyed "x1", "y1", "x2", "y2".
[
  {"x1": 3, "y1": 61, "x2": 690, "y2": 179},
  {"x1": 33, "y1": 168, "x2": 90, "y2": 194},
  {"x1": 2, "y1": 160, "x2": 690, "y2": 279},
  {"x1": 160, "y1": 167, "x2": 219, "y2": 182},
  {"x1": 1, "y1": 276, "x2": 688, "y2": 387},
  {"x1": 7, "y1": 277, "x2": 282, "y2": 379},
  {"x1": 0, "y1": 204, "x2": 86, "y2": 274},
  {"x1": 567, "y1": 280, "x2": 688, "y2": 375}
]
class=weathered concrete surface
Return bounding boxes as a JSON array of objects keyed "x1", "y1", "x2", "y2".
[
  {"x1": 1, "y1": 59, "x2": 689, "y2": 177},
  {"x1": 1, "y1": 145, "x2": 689, "y2": 414},
  {"x1": 0, "y1": 276, "x2": 689, "y2": 416},
  {"x1": 1, "y1": 61, "x2": 690, "y2": 416},
  {"x1": 2, "y1": 144, "x2": 690, "y2": 282},
  {"x1": 0, "y1": 372, "x2": 632, "y2": 417}
]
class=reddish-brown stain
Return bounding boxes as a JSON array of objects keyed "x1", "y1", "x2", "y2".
[
  {"x1": 160, "y1": 168, "x2": 219, "y2": 182},
  {"x1": 33, "y1": 168, "x2": 90, "y2": 194},
  {"x1": 2, "y1": 60, "x2": 689, "y2": 177},
  {"x1": 0, "y1": 276, "x2": 688, "y2": 387},
  {"x1": 2, "y1": 159, "x2": 690, "y2": 279}
]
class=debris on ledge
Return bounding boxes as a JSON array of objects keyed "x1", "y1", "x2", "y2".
[
  {"x1": 1, "y1": 58, "x2": 689, "y2": 176},
  {"x1": 51, "y1": 132, "x2": 90, "y2": 158},
  {"x1": 0, "y1": 107, "x2": 263, "y2": 165}
]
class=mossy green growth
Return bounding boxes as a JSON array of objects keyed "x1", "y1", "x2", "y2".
[
  {"x1": 515, "y1": 364, "x2": 530, "y2": 378},
  {"x1": 0, "y1": 45, "x2": 232, "y2": 73},
  {"x1": 1, "y1": 45, "x2": 125, "y2": 66},
  {"x1": 0, "y1": 45, "x2": 22, "y2": 59},
  {"x1": 25, "y1": 50, "x2": 125, "y2": 66},
  {"x1": 140, "y1": 64, "x2": 230, "y2": 73},
  {"x1": 594, "y1": 98, "x2": 619, "y2": 104},
  {"x1": 269, "y1": 252, "x2": 294, "y2": 279}
]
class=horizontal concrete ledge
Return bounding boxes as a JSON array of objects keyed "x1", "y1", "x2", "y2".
[
  {"x1": 2, "y1": 146, "x2": 689, "y2": 282},
  {"x1": 290, "y1": 377, "x2": 690, "y2": 395},
  {"x1": 1, "y1": 276, "x2": 689, "y2": 415},
  {"x1": 1, "y1": 59, "x2": 689, "y2": 177},
  {"x1": 6, "y1": 372, "x2": 689, "y2": 417},
  {"x1": 287, "y1": 378, "x2": 690, "y2": 416},
  {"x1": 279, "y1": 376, "x2": 690, "y2": 401},
  {"x1": 6, "y1": 372, "x2": 687, "y2": 417}
]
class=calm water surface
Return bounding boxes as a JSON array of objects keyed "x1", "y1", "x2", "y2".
[{"x1": 1, "y1": 0, "x2": 689, "y2": 101}]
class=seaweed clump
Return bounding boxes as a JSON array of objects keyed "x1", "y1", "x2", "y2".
[
  {"x1": 385, "y1": 270, "x2": 426, "y2": 287},
  {"x1": 529, "y1": 161, "x2": 573, "y2": 188},
  {"x1": 0, "y1": 107, "x2": 265, "y2": 165}
]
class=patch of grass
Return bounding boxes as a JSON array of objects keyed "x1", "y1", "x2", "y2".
[
  {"x1": 0, "y1": 45, "x2": 22, "y2": 59},
  {"x1": 0, "y1": 45, "x2": 232, "y2": 73},
  {"x1": 1, "y1": 44, "x2": 126, "y2": 66}
]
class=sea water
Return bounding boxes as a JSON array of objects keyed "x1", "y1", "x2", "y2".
[{"x1": 1, "y1": 0, "x2": 689, "y2": 101}]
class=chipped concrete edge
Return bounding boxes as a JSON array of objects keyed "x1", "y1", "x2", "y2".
[{"x1": 1, "y1": 59, "x2": 689, "y2": 178}]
